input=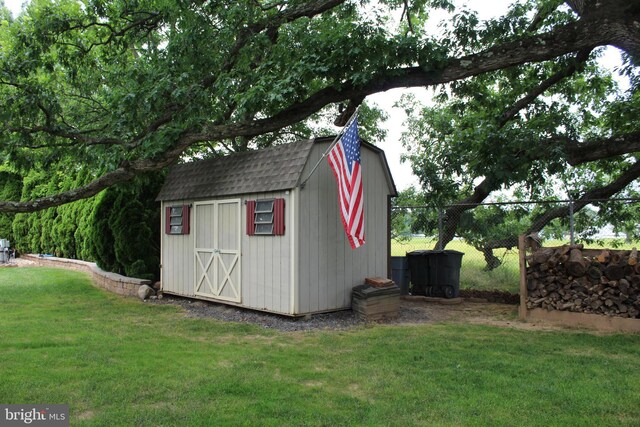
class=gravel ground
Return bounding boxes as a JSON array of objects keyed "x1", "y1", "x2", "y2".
[
  {"x1": 148, "y1": 294, "x2": 521, "y2": 332},
  {"x1": 150, "y1": 296, "x2": 364, "y2": 331}
]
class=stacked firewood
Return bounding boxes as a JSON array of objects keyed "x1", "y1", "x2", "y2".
[{"x1": 526, "y1": 244, "x2": 640, "y2": 318}]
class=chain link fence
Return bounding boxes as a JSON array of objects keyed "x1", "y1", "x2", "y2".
[{"x1": 391, "y1": 198, "x2": 640, "y2": 294}]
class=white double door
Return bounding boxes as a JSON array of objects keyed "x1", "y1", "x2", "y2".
[{"x1": 194, "y1": 199, "x2": 241, "y2": 303}]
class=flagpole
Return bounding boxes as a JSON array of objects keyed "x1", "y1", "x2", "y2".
[{"x1": 298, "y1": 106, "x2": 360, "y2": 189}]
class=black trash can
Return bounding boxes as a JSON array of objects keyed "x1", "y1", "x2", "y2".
[
  {"x1": 391, "y1": 256, "x2": 410, "y2": 295},
  {"x1": 407, "y1": 250, "x2": 464, "y2": 298}
]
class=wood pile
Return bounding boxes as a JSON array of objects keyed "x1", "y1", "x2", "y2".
[
  {"x1": 352, "y1": 279, "x2": 400, "y2": 321},
  {"x1": 526, "y1": 244, "x2": 640, "y2": 318}
]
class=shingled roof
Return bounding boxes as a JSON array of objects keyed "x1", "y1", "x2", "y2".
[{"x1": 156, "y1": 139, "x2": 315, "y2": 201}]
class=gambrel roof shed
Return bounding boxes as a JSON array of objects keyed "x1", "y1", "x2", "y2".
[{"x1": 157, "y1": 137, "x2": 397, "y2": 316}]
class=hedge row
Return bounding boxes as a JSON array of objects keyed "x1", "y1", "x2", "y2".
[{"x1": 0, "y1": 169, "x2": 162, "y2": 281}]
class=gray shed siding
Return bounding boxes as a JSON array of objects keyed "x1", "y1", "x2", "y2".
[
  {"x1": 296, "y1": 142, "x2": 392, "y2": 314},
  {"x1": 160, "y1": 191, "x2": 293, "y2": 315},
  {"x1": 161, "y1": 199, "x2": 195, "y2": 299},
  {"x1": 240, "y1": 191, "x2": 292, "y2": 314}
]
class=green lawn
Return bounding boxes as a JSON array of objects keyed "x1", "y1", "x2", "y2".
[{"x1": 1, "y1": 267, "x2": 640, "y2": 426}]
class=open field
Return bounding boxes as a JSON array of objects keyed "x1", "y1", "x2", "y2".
[
  {"x1": 392, "y1": 237, "x2": 640, "y2": 294},
  {"x1": 392, "y1": 237, "x2": 520, "y2": 293},
  {"x1": 1, "y1": 267, "x2": 639, "y2": 426}
]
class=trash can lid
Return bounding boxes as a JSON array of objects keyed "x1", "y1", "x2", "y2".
[{"x1": 406, "y1": 250, "x2": 464, "y2": 255}]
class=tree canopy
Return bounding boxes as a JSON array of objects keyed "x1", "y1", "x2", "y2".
[
  {"x1": 398, "y1": 1, "x2": 640, "y2": 253},
  {"x1": 0, "y1": 0, "x2": 638, "y2": 213}
]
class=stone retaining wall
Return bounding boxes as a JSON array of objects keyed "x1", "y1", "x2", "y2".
[{"x1": 22, "y1": 254, "x2": 152, "y2": 297}]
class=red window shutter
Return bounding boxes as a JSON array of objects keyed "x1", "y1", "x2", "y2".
[
  {"x1": 182, "y1": 205, "x2": 190, "y2": 234},
  {"x1": 246, "y1": 200, "x2": 256, "y2": 236},
  {"x1": 274, "y1": 198, "x2": 285, "y2": 236},
  {"x1": 165, "y1": 206, "x2": 171, "y2": 234}
]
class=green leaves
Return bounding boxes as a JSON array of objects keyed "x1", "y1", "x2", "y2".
[
  {"x1": 398, "y1": 0, "x2": 639, "y2": 251},
  {"x1": 0, "y1": 0, "x2": 635, "y2": 217}
]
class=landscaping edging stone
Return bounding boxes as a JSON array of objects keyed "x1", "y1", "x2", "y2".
[{"x1": 22, "y1": 254, "x2": 152, "y2": 297}]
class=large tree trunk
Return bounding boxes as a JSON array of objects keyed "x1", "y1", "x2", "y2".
[
  {"x1": 433, "y1": 178, "x2": 496, "y2": 251},
  {"x1": 481, "y1": 245, "x2": 503, "y2": 270},
  {"x1": 568, "y1": 0, "x2": 640, "y2": 58}
]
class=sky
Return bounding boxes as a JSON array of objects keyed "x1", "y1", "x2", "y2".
[{"x1": 2, "y1": 0, "x2": 625, "y2": 192}]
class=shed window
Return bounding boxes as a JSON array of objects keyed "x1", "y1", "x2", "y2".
[
  {"x1": 255, "y1": 200, "x2": 274, "y2": 213},
  {"x1": 254, "y1": 200, "x2": 274, "y2": 235},
  {"x1": 255, "y1": 223, "x2": 274, "y2": 235},
  {"x1": 165, "y1": 205, "x2": 190, "y2": 235},
  {"x1": 246, "y1": 198, "x2": 284, "y2": 236},
  {"x1": 255, "y1": 212, "x2": 274, "y2": 224}
]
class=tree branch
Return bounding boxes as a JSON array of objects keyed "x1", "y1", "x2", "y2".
[
  {"x1": 0, "y1": 134, "x2": 189, "y2": 213},
  {"x1": 212, "y1": 0, "x2": 348, "y2": 83},
  {"x1": 498, "y1": 49, "x2": 592, "y2": 127},
  {"x1": 483, "y1": 159, "x2": 640, "y2": 250},
  {"x1": 0, "y1": 168, "x2": 136, "y2": 213},
  {"x1": 566, "y1": 131, "x2": 640, "y2": 165},
  {"x1": 529, "y1": 161, "x2": 640, "y2": 231},
  {"x1": 566, "y1": 0, "x2": 640, "y2": 58},
  {"x1": 526, "y1": 0, "x2": 564, "y2": 33},
  {"x1": 434, "y1": 178, "x2": 495, "y2": 250},
  {"x1": 192, "y1": 16, "x2": 615, "y2": 143},
  {"x1": 564, "y1": 0, "x2": 586, "y2": 16},
  {"x1": 61, "y1": 12, "x2": 162, "y2": 54},
  {"x1": 12, "y1": 5, "x2": 626, "y2": 152},
  {"x1": 433, "y1": 128, "x2": 640, "y2": 250},
  {"x1": 401, "y1": 0, "x2": 415, "y2": 34},
  {"x1": 7, "y1": 125, "x2": 124, "y2": 147}
]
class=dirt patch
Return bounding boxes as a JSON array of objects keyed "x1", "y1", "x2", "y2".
[
  {"x1": 7, "y1": 257, "x2": 36, "y2": 267},
  {"x1": 395, "y1": 297, "x2": 565, "y2": 332},
  {"x1": 459, "y1": 289, "x2": 520, "y2": 305},
  {"x1": 76, "y1": 410, "x2": 95, "y2": 421},
  {"x1": 0, "y1": 263, "x2": 18, "y2": 268},
  {"x1": 398, "y1": 297, "x2": 516, "y2": 324}
]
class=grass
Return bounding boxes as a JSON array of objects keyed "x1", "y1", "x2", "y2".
[{"x1": 1, "y1": 267, "x2": 640, "y2": 426}]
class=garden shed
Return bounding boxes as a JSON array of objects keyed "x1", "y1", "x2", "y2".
[{"x1": 156, "y1": 136, "x2": 397, "y2": 316}]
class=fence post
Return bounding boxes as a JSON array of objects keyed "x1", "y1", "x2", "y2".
[
  {"x1": 569, "y1": 199, "x2": 575, "y2": 245},
  {"x1": 518, "y1": 234, "x2": 528, "y2": 321},
  {"x1": 437, "y1": 207, "x2": 444, "y2": 251}
]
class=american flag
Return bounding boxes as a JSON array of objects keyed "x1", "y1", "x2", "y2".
[{"x1": 327, "y1": 115, "x2": 365, "y2": 249}]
